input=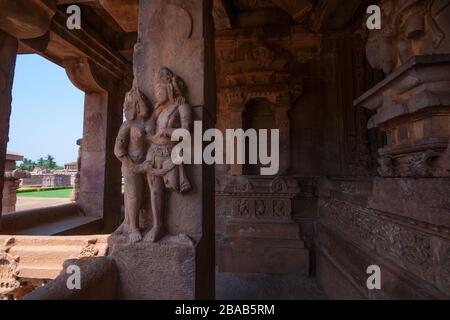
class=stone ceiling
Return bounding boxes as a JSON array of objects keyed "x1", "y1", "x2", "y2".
[{"x1": 215, "y1": 0, "x2": 372, "y2": 32}]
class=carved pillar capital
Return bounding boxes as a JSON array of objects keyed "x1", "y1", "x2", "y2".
[{"x1": 63, "y1": 58, "x2": 112, "y2": 94}]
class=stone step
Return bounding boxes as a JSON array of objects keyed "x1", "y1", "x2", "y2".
[{"x1": 0, "y1": 235, "x2": 109, "y2": 280}]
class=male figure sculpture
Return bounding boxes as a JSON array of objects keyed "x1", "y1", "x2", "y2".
[
  {"x1": 134, "y1": 67, "x2": 193, "y2": 243},
  {"x1": 114, "y1": 67, "x2": 193, "y2": 244}
]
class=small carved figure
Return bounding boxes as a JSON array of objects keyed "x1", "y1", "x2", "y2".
[{"x1": 114, "y1": 87, "x2": 152, "y2": 244}]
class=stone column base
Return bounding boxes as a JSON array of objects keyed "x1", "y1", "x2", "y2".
[{"x1": 108, "y1": 234, "x2": 198, "y2": 300}]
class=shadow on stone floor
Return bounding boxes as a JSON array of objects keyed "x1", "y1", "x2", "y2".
[{"x1": 216, "y1": 272, "x2": 328, "y2": 300}]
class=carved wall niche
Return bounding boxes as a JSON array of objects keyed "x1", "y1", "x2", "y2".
[{"x1": 218, "y1": 39, "x2": 303, "y2": 175}]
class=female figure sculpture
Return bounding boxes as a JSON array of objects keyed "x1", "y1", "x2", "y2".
[
  {"x1": 134, "y1": 67, "x2": 193, "y2": 243},
  {"x1": 114, "y1": 87, "x2": 151, "y2": 244}
]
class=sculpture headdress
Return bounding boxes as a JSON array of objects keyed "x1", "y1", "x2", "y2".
[
  {"x1": 154, "y1": 67, "x2": 186, "y2": 104},
  {"x1": 124, "y1": 87, "x2": 151, "y2": 121}
]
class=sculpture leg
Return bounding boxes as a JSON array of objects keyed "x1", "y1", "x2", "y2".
[
  {"x1": 124, "y1": 171, "x2": 144, "y2": 243},
  {"x1": 145, "y1": 174, "x2": 165, "y2": 242}
]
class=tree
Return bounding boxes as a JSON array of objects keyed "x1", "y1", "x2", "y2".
[
  {"x1": 37, "y1": 157, "x2": 45, "y2": 167},
  {"x1": 19, "y1": 155, "x2": 60, "y2": 171},
  {"x1": 18, "y1": 158, "x2": 36, "y2": 171},
  {"x1": 45, "y1": 154, "x2": 57, "y2": 169}
]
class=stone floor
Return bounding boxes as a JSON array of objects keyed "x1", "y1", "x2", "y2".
[
  {"x1": 216, "y1": 272, "x2": 328, "y2": 300},
  {"x1": 13, "y1": 197, "x2": 71, "y2": 212}
]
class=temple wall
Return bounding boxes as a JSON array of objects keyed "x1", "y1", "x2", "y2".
[
  {"x1": 214, "y1": 23, "x2": 380, "y2": 275},
  {"x1": 316, "y1": 0, "x2": 450, "y2": 299}
]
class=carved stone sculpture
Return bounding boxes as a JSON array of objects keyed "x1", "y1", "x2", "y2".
[
  {"x1": 134, "y1": 67, "x2": 193, "y2": 243},
  {"x1": 357, "y1": 0, "x2": 450, "y2": 177},
  {"x1": 366, "y1": 0, "x2": 447, "y2": 75},
  {"x1": 113, "y1": 67, "x2": 192, "y2": 244},
  {"x1": 113, "y1": 86, "x2": 152, "y2": 244}
]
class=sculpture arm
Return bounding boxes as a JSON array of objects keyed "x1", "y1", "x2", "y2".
[
  {"x1": 179, "y1": 103, "x2": 193, "y2": 132},
  {"x1": 114, "y1": 121, "x2": 131, "y2": 161}
]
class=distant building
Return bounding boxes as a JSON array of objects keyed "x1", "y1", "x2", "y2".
[
  {"x1": 21, "y1": 164, "x2": 77, "y2": 188},
  {"x1": 64, "y1": 162, "x2": 78, "y2": 171},
  {"x1": 2, "y1": 152, "x2": 29, "y2": 213}
]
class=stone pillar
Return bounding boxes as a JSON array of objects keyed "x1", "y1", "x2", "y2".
[
  {"x1": 0, "y1": 31, "x2": 18, "y2": 228},
  {"x1": 109, "y1": 0, "x2": 216, "y2": 299},
  {"x1": 65, "y1": 58, "x2": 126, "y2": 233},
  {"x1": 70, "y1": 139, "x2": 82, "y2": 202}
]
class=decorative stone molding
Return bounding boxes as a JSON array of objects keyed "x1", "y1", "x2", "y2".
[
  {"x1": 216, "y1": 175, "x2": 309, "y2": 275},
  {"x1": 318, "y1": 197, "x2": 450, "y2": 295},
  {"x1": 355, "y1": 55, "x2": 450, "y2": 177},
  {"x1": 217, "y1": 176, "x2": 300, "y2": 221}
]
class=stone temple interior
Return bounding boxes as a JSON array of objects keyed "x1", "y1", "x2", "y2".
[{"x1": 0, "y1": 0, "x2": 449, "y2": 300}]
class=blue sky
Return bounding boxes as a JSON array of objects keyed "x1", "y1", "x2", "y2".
[{"x1": 8, "y1": 54, "x2": 84, "y2": 165}]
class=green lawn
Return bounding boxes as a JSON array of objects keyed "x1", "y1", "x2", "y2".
[{"x1": 17, "y1": 189, "x2": 73, "y2": 199}]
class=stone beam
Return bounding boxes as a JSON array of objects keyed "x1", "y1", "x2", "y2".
[
  {"x1": 49, "y1": 9, "x2": 132, "y2": 83},
  {"x1": 99, "y1": 0, "x2": 139, "y2": 32},
  {"x1": 271, "y1": 0, "x2": 313, "y2": 23},
  {"x1": 0, "y1": 31, "x2": 18, "y2": 230},
  {"x1": 0, "y1": 0, "x2": 56, "y2": 39},
  {"x1": 309, "y1": 0, "x2": 361, "y2": 32},
  {"x1": 16, "y1": 9, "x2": 133, "y2": 84}
]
